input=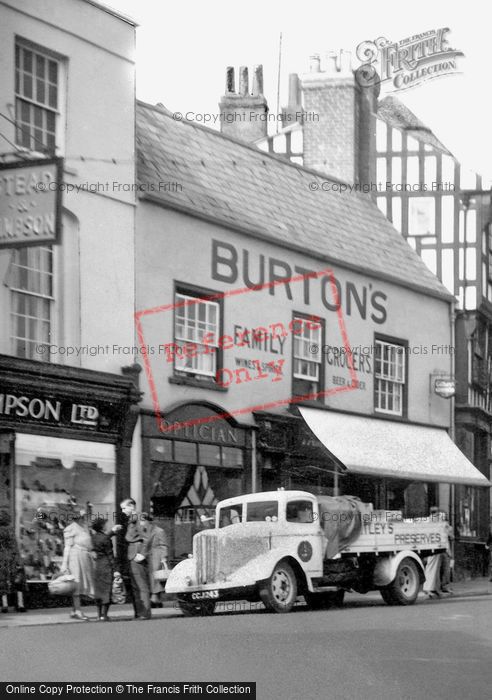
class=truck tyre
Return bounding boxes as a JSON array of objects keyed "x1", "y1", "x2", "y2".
[
  {"x1": 384, "y1": 558, "x2": 420, "y2": 605},
  {"x1": 177, "y1": 598, "x2": 216, "y2": 617},
  {"x1": 305, "y1": 590, "x2": 345, "y2": 610},
  {"x1": 259, "y1": 561, "x2": 298, "y2": 613}
]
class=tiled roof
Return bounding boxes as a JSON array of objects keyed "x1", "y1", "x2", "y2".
[
  {"x1": 136, "y1": 100, "x2": 453, "y2": 301},
  {"x1": 378, "y1": 96, "x2": 451, "y2": 154}
]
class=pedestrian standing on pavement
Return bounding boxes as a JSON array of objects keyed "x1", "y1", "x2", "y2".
[
  {"x1": 423, "y1": 507, "x2": 443, "y2": 599},
  {"x1": 0, "y1": 511, "x2": 26, "y2": 613},
  {"x1": 91, "y1": 517, "x2": 118, "y2": 621},
  {"x1": 60, "y1": 508, "x2": 95, "y2": 621},
  {"x1": 439, "y1": 512, "x2": 454, "y2": 593},
  {"x1": 140, "y1": 513, "x2": 168, "y2": 608},
  {"x1": 120, "y1": 498, "x2": 152, "y2": 620}
]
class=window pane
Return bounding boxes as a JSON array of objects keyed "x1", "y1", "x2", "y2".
[
  {"x1": 392, "y1": 157, "x2": 402, "y2": 186},
  {"x1": 377, "y1": 197, "x2": 387, "y2": 216},
  {"x1": 174, "y1": 441, "x2": 197, "y2": 464},
  {"x1": 407, "y1": 156, "x2": 420, "y2": 188},
  {"x1": 421, "y1": 248, "x2": 437, "y2": 275},
  {"x1": 246, "y1": 501, "x2": 278, "y2": 522},
  {"x1": 441, "y1": 197, "x2": 454, "y2": 243},
  {"x1": 221, "y1": 447, "x2": 244, "y2": 468},
  {"x1": 391, "y1": 198, "x2": 401, "y2": 232},
  {"x1": 392, "y1": 129, "x2": 402, "y2": 152},
  {"x1": 198, "y1": 444, "x2": 222, "y2": 467},
  {"x1": 424, "y1": 156, "x2": 436, "y2": 188},
  {"x1": 409, "y1": 198, "x2": 435, "y2": 236}
]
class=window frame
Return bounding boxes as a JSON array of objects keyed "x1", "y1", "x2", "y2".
[
  {"x1": 373, "y1": 334, "x2": 408, "y2": 418},
  {"x1": 291, "y1": 311, "x2": 324, "y2": 400},
  {"x1": 8, "y1": 246, "x2": 56, "y2": 361},
  {"x1": 14, "y1": 37, "x2": 66, "y2": 156},
  {"x1": 172, "y1": 282, "x2": 224, "y2": 386}
]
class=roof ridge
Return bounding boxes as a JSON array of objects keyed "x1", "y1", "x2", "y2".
[{"x1": 136, "y1": 99, "x2": 353, "y2": 188}]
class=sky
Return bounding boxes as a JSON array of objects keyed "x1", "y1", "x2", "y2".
[{"x1": 106, "y1": 0, "x2": 492, "y2": 182}]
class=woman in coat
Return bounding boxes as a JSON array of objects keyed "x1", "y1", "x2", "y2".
[
  {"x1": 91, "y1": 517, "x2": 116, "y2": 621},
  {"x1": 140, "y1": 513, "x2": 168, "y2": 607},
  {"x1": 61, "y1": 509, "x2": 95, "y2": 620}
]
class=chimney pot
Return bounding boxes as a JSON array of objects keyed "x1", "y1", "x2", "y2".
[
  {"x1": 309, "y1": 54, "x2": 321, "y2": 73},
  {"x1": 252, "y1": 65, "x2": 264, "y2": 96},
  {"x1": 239, "y1": 66, "x2": 249, "y2": 96},
  {"x1": 226, "y1": 66, "x2": 235, "y2": 93}
]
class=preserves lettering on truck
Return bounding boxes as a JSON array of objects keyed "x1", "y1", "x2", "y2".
[{"x1": 165, "y1": 489, "x2": 449, "y2": 616}]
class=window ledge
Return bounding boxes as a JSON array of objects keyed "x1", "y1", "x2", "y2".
[{"x1": 168, "y1": 376, "x2": 228, "y2": 392}]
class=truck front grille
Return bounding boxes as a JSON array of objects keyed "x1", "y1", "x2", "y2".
[{"x1": 194, "y1": 531, "x2": 218, "y2": 585}]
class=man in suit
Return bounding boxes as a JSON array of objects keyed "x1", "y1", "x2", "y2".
[{"x1": 120, "y1": 498, "x2": 152, "y2": 620}]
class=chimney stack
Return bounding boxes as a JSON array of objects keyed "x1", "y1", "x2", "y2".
[
  {"x1": 300, "y1": 49, "x2": 379, "y2": 191},
  {"x1": 219, "y1": 65, "x2": 268, "y2": 142},
  {"x1": 281, "y1": 73, "x2": 303, "y2": 127}
]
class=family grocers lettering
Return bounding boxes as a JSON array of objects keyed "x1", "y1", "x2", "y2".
[{"x1": 356, "y1": 28, "x2": 464, "y2": 92}]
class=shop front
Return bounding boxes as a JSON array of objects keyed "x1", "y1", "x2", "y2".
[
  {"x1": 254, "y1": 406, "x2": 490, "y2": 520},
  {"x1": 0, "y1": 355, "x2": 141, "y2": 602},
  {"x1": 140, "y1": 402, "x2": 252, "y2": 561}
]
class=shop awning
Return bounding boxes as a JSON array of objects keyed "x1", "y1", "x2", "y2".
[{"x1": 299, "y1": 408, "x2": 491, "y2": 487}]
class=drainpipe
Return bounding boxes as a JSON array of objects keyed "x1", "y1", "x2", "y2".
[{"x1": 449, "y1": 299, "x2": 456, "y2": 532}]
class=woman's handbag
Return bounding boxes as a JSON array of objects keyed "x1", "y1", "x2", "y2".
[
  {"x1": 153, "y1": 559, "x2": 171, "y2": 582},
  {"x1": 111, "y1": 574, "x2": 127, "y2": 605},
  {"x1": 48, "y1": 573, "x2": 76, "y2": 596}
]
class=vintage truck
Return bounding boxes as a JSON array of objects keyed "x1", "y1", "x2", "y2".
[{"x1": 165, "y1": 489, "x2": 449, "y2": 616}]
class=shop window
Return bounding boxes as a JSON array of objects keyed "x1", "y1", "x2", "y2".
[
  {"x1": 408, "y1": 198, "x2": 435, "y2": 236},
  {"x1": 15, "y1": 42, "x2": 60, "y2": 154},
  {"x1": 9, "y1": 247, "x2": 54, "y2": 361},
  {"x1": 174, "y1": 441, "x2": 198, "y2": 464},
  {"x1": 198, "y1": 443, "x2": 222, "y2": 467},
  {"x1": 174, "y1": 288, "x2": 221, "y2": 380},
  {"x1": 456, "y1": 486, "x2": 480, "y2": 538},
  {"x1": 374, "y1": 337, "x2": 406, "y2": 416},
  {"x1": 221, "y1": 447, "x2": 244, "y2": 468},
  {"x1": 14, "y1": 434, "x2": 115, "y2": 582},
  {"x1": 292, "y1": 314, "x2": 323, "y2": 398}
]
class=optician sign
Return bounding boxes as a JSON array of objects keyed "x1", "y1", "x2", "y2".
[{"x1": 0, "y1": 157, "x2": 63, "y2": 248}]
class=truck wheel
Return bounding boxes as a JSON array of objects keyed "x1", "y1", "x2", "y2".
[
  {"x1": 379, "y1": 588, "x2": 395, "y2": 605},
  {"x1": 259, "y1": 561, "x2": 298, "y2": 613},
  {"x1": 177, "y1": 598, "x2": 216, "y2": 617},
  {"x1": 385, "y1": 558, "x2": 420, "y2": 605}
]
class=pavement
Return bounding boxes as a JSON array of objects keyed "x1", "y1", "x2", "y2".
[{"x1": 1, "y1": 577, "x2": 490, "y2": 628}]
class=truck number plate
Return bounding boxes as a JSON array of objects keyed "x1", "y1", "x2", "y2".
[{"x1": 191, "y1": 590, "x2": 219, "y2": 600}]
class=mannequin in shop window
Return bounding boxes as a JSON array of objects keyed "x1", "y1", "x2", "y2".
[{"x1": 0, "y1": 511, "x2": 26, "y2": 613}]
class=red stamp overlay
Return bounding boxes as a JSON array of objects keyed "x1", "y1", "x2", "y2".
[{"x1": 134, "y1": 268, "x2": 358, "y2": 434}]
